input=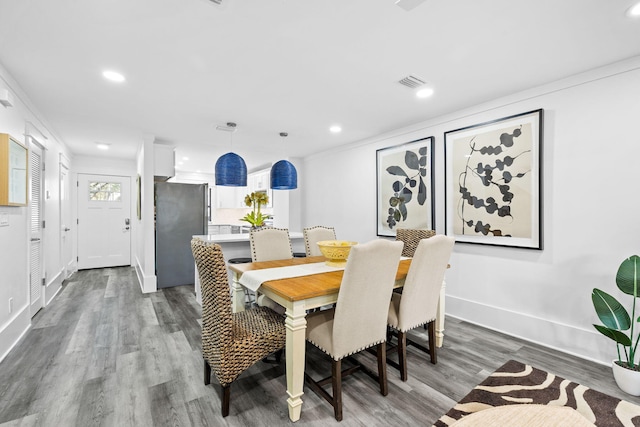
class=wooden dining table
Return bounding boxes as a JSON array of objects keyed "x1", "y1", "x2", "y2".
[{"x1": 228, "y1": 255, "x2": 448, "y2": 422}]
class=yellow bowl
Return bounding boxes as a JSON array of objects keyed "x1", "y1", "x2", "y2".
[{"x1": 316, "y1": 240, "x2": 358, "y2": 267}]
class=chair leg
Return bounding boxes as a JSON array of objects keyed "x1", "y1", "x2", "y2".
[
  {"x1": 427, "y1": 321, "x2": 437, "y2": 364},
  {"x1": 275, "y1": 349, "x2": 283, "y2": 363},
  {"x1": 332, "y1": 359, "x2": 343, "y2": 421},
  {"x1": 204, "y1": 359, "x2": 211, "y2": 385},
  {"x1": 221, "y1": 384, "x2": 231, "y2": 417},
  {"x1": 376, "y1": 342, "x2": 388, "y2": 396},
  {"x1": 397, "y1": 331, "x2": 408, "y2": 382}
]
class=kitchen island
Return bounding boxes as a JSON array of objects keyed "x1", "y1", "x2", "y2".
[{"x1": 192, "y1": 232, "x2": 304, "y2": 304}]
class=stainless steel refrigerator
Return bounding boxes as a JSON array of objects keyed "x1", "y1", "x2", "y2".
[{"x1": 155, "y1": 182, "x2": 208, "y2": 288}]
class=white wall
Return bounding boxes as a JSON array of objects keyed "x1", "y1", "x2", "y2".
[
  {"x1": 0, "y1": 63, "x2": 72, "y2": 362},
  {"x1": 304, "y1": 56, "x2": 640, "y2": 365}
]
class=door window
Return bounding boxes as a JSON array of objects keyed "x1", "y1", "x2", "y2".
[{"x1": 88, "y1": 182, "x2": 122, "y2": 201}]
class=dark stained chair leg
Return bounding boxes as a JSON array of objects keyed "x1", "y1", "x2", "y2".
[
  {"x1": 204, "y1": 360, "x2": 211, "y2": 385},
  {"x1": 397, "y1": 331, "x2": 408, "y2": 382},
  {"x1": 377, "y1": 342, "x2": 388, "y2": 396},
  {"x1": 221, "y1": 384, "x2": 231, "y2": 417},
  {"x1": 332, "y1": 359, "x2": 343, "y2": 421},
  {"x1": 275, "y1": 349, "x2": 283, "y2": 363},
  {"x1": 427, "y1": 321, "x2": 437, "y2": 364}
]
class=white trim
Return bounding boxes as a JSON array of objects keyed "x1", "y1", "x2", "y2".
[
  {"x1": 447, "y1": 295, "x2": 612, "y2": 366},
  {"x1": 44, "y1": 269, "x2": 64, "y2": 306},
  {"x1": 0, "y1": 305, "x2": 31, "y2": 364},
  {"x1": 135, "y1": 255, "x2": 156, "y2": 293}
]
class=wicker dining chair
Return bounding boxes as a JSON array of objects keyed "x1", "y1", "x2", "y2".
[
  {"x1": 191, "y1": 238, "x2": 286, "y2": 417},
  {"x1": 387, "y1": 235, "x2": 454, "y2": 381},
  {"x1": 305, "y1": 239, "x2": 403, "y2": 421},
  {"x1": 395, "y1": 228, "x2": 436, "y2": 257},
  {"x1": 303, "y1": 226, "x2": 337, "y2": 257}
]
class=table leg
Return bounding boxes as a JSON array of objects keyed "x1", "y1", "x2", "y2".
[
  {"x1": 285, "y1": 301, "x2": 307, "y2": 422},
  {"x1": 231, "y1": 272, "x2": 246, "y2": 313},
  {"x1": 435, "y1": 278, "x2": 446, "y2": 348}
]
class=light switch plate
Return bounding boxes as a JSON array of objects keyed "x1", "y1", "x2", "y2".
[{"x1": 0, "y1": 212, "x2": 8, "y2": 227}]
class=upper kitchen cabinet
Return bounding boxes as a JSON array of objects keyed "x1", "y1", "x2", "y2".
[
  {"x1": 0, "y1": 133, "x2": 28, "y2": 206},
  {"x1": 248, "y1": 169, "x2": 272, "y2": 207},
  {"x1": 216, "y1": 186, "x2": 244, "y2": 208},
  {"x1": 154, "y1": 144, "x2": 175, "y2": 181}
]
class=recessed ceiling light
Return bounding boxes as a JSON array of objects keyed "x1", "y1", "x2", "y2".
[
  {"x1": 96, "y1": 142, "x2": 110, "y2": 150},
  {"x1": 102, "y1": 70, "x2": 125, "y2": 82},
  {"x1": 416, "y1": 87, "x2": 434, "y2": 98},
  {"x1": 182, "y1": 157, "x2": 189, "y2": 161},
  {"x1": 329, "y1": 125, "x2": 342, "y2": 133},
  {"x1": 627, "y1": 2, "x2": 640, "y2": 17}
]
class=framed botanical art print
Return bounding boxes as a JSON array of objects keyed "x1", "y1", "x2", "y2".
[
  {"x1": 444, "y1": 109, "x2": 543, "y2": 249},
  {"x1": 376, "y1": 136, "x2": 435, "y2": 237}
]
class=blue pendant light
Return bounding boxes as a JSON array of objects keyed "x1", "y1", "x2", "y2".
[
  {"x1": 214, "y1": 122, "x2": 247, "y2": 186},
  {"x1": 270, "y1": 132, "x2": 298, "y2": 190},
  {"x1": 215, "y1": 152, "x2": 247, "y2": 186},
  {"x1": 271, "y1": 159, "x2": 297, "y2": 189}
]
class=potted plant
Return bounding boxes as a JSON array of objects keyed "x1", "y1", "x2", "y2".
[
  {"x1": 240, "y1": 192, "x2": 269, "y2": 228},
  {"x1": 592, "y1": 255, "x2": 640, "y2": 395}
]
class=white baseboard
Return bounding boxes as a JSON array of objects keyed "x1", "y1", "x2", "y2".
[
  {"x1": 0, "y1": 305, "x2": 31, "y2": 364},
  {"x1": 45, "y1": 269, "x2": 64, "y2": 306},
  {"x1": 135, "y1": 256, "x2": 157, "y2": 293},
  {"x1": 446, "y1": 295, "x2": 613, "y2": 366}
]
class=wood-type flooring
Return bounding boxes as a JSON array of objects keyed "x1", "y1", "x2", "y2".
[{"x1": 0, "y1": 266, "x2": 637, "y2": 426}]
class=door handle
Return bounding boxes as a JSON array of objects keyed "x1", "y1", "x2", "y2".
[
  {"x1": 64, "y1": 227, "x2": 71, "y2": 232},
  {"x1": 124, "y1": 226, "x2": 130, "y2": 231},
  {"x1": 31, "y1": 237, "x2": 41, "y2": 242}
]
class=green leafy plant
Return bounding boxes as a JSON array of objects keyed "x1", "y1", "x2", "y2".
[
  {"x1": 240, "y1": 192, "x2": 269, "y2": 227},
  {"x1": 592, "y1": 255, "x2": 640, "y2": 370}
]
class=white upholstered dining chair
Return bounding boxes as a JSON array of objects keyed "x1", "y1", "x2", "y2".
[
  {"x1": 387, "y1": 234, "x2": 454, "y2": 381},
  {"x1": 250, "y1": 226, "x2": 294, "y2": 262},
  {"x1": 304, "y1": 239, "x2": 403, "y2": 421},
  {"x1": 249, "y1": 227, "x2": 293, "y2": 312},
  {"x1": 303, "y1": 226, "x2": 337, "y2": 257}
]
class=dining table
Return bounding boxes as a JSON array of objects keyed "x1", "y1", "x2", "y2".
[{"x1": 228, "y1": 255, "x2": 448, "y2": 422}]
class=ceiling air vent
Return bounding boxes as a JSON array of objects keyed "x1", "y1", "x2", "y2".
[
  {"x1": 398, "y1": 75, "x2": 426, "y2": 88},
  {"x1": 209, "y1": 0, "x2": 223, "y2": 4}
]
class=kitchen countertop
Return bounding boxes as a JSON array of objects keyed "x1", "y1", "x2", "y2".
[{"x1": 193, "y1": 231, "x2": 303, "y2": 243}]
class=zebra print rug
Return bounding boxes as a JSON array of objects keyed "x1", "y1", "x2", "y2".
[{"x1": 433, "y1": 360, "x2": 640, "y2": 427}]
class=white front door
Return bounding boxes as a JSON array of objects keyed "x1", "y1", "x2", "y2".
[
  {"x1": 60, "y1": 156, "x2": 73, "y2": 276},
  {"x1": 29, "y1": 143, "x2": 45, "y2": 317},
  {"x1": 77, "y1": 174, "x2": 131, "y2": 269}
]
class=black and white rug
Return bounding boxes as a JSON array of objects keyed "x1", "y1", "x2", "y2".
[{"x1": 433, "y1": 360, "x2": 640, "y2": 427}]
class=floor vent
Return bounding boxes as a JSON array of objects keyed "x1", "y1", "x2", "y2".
[{"x1": 398, "y1": 75, "x2": 426, "y2": 88}]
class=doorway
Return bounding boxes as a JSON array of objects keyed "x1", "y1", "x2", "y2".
[
  {"x1": 29, "y1": 142, "x2": 45, "y2": 317},
  {"x1": 59, "y1": 155, "x2": 72, "y2": 277},
  {"x1": 77, "y1": 174, "x2": 131, "y2": 269}
]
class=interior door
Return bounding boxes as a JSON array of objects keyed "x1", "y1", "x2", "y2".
[
  {"x1": 59, "y1": 155, "x2": 72, "y2": 276},
  {"x1": 77, "y1": 174, "x2": 131, "y2": 269},
  {"x1": 29, "y1": 142, "x2": 45, "y2": 317}
]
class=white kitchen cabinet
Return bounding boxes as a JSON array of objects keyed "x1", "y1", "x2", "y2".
[
  {"x1": 154, "y1": 144, "x2": 175, "y2": 180},
  {"x1": 215, "y1": 185, "x2": 244, "y2": 208},
  {"x1": 248, "y1": 169, "x2": 272, "y2": 207}
]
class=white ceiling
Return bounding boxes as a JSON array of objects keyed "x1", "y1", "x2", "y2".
[{"x1": 1, "y1": 0, "x2": 639, "y2": 174}]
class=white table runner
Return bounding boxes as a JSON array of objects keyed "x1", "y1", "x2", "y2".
[{"x1": 239, "y1": 262, "x2": 344, "y2": 292}]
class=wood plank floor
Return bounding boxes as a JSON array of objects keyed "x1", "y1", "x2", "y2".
[{"x1": 1, "y1": 266, "x2": 638, "y2": 426}]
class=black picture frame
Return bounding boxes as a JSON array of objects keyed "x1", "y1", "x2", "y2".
[
  {"x1": 444, "y1": 109, "x2": 543, "y2": 249},
  {"x1": 376, "y1": 136, "x2": 435, "y2": 237}
]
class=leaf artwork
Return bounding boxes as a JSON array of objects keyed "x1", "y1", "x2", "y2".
[
  {"x1": 385, "y1": 147, "x2": 428, "y2": 229},
  {"x1": 455, "y1": 124, "x2": 533, "y2": 238}
]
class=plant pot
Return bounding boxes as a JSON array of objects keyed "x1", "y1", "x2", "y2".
[{"x1": 612, "y1": 360, "x2": 640, "y2": 396}]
